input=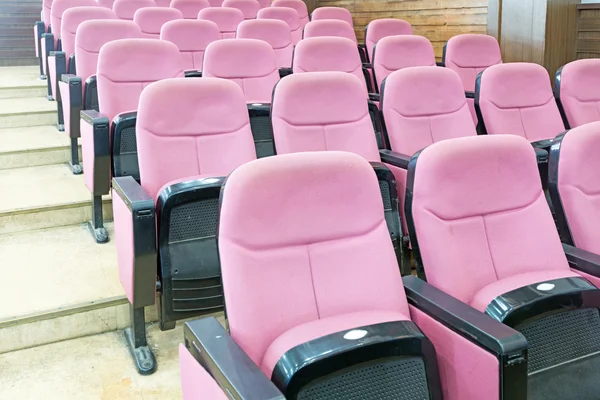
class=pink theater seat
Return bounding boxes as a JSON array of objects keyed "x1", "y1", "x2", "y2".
[
  {"x1": 154, "y1": 0, "x2": 171, "y2": 5},
  {"x1": 35, "y1": 0, "x2": 54, "y2": 78},
  {"x1": 237, "y1": 19, "x2": 293, "y2": 68},
  {"x1": 364, "y1": 18, "x2": 412, "y2": 63},
  {"x1": 113, "y1": 0, "x2": 156, "y2": 20},
  {"x1": 407, "y1": 133, "x2": 600, "y2": 399},
  {"x1": 271, "y1": 0, "x2": 307, "y2": 27},
  {"x1": 113, "y1": 77, "x2": 256, "y2": 375},
  {"x1": 79, "y1": 38, "x2": 183, "y2": 244},
  {"x1": 222, "y1": 0, "x2": 260, "y2": 20},
  {"x1": 180, "y1": 151, "x2": 448, "y2": 399},
  {"x1": 476, "y1": 63, "x2": 566, "y2": 144},
  {"x1": 555, "y1": 59, "x2": 600, "y2": 128},
  {"x1": 372, "y1": 35, "x2": 436, "y2": 93},
  {"x1": 256, "y1": 6, "x2": 301, "y2": 44},
  {"x1": 133, "y1": 6, "x2": 182, "y2": 38},
  {"x1": 97, "y1": 0, "x2": 115, "y2": 7},
  {"x1": 161, "y1": 19, "x2": 220, "y2": 72},
  {"x1": 169, "y1": 0, "x2": 209, "y2": 19},
  {"x1": 198, "y1": 7, "x2": 244, "y2": 39},
  {"x1": 303, "y1": 18, "x2": 357, "y2": 43},
  {"x1": 311, "y1": 6, "x2": 353, "y2": 26},
  {"x1": 207, "y1": 0, "x2": 224, "y2": 5}
]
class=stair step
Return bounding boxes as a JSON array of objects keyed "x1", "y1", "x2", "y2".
[
  {"x1": 0, "y1": 164, "x2": 112, "y2": 235},
  {"x1": 0, "y1": 37, "x2": 34, "y2": 47},
  {"x1": 0, "y1": 66, "x2": 45, "y2": 98},
  {"x1": 0, "y1": 97, "x2": 56, "y2": 128},
  {"x1": 0, "y1": 27, "x2": 33, "y2": 36},
  {"x1": 0, "y1": 48, "x2": 35, "y2": 58},
  {"x1": 0, "y1": 56, "x2": 38, "y2": 67}
]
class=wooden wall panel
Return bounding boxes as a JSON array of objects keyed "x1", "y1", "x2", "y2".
[
  {"x1": 313, "y1": 0, "x2": 489, "y2": 60},
  {"x1": 577, "y1": 5, "x2": 600, "y2": 59}
]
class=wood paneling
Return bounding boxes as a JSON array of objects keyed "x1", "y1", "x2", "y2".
[
  {"x1": 312, "y1": 0, "x2": 489, "y2": 60},
  {"x1": 577, "y1": 4, "x2": 600, "y2": 59}
]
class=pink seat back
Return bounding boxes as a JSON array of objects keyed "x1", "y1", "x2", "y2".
[
  {"x1": 256, "y1": 0, "x2": 270, "y2": 8},
  {"x1": 113, "y1": 0, "x2": 156, "y2": 20},
  {"x1": 303, "y1": 18, "x2": 356, "y2": 43},
  {"x1": 365, "y1": 18, "x2": 412, "y2": 62},
  {"x1": 478, "y1": 63, "x2": 565, "y2": 142},
  {"x1": 272, "y1": 71, "x2": 380, "y2": 160},
  {"x1": 554, "y1": 122, "x2": 600, "y2": 254},
  {"x1": 558, "y1": 59, "x2": 600, "y2": 128},
  {"x1": 444, "y1": 34, "x2": 502, "y2": 93},
  {"x1": 61, "y1": 6, "x2": 116, "y2": 57},
  {"x1": 381, "y1": 67, "x2": 476, "y2": 156},
  {"x1": 207, "y1": 0, "x2": 224, "y2": 5},
  {"x1": 161, "y1": 19, "x2": 220, "y2": 71},
  {"x1": 271, "y1": 0, "x2": 307, "y2": 26},
  {"x1": 51, "y1": 0, "x2": 98, "y2": 47},
  {"x1": 44, "y1": 0, "x2": 53, "y2": 27},
  {"x1": 237, "y1": 19, "x2": 293, "y2": 68},
  {"x1": 133, "y1": 7, "x2": 182, "y2": 38},
  {"x1": 97, "y1": 0, "x2": 115, "y2": 8},
  {"x1": 373, "y1": 35, "x2": 436, "y2": 90},
  {"x1": 409, "y1": 135, "x2": 569, "y2": 305},
  {"x1": 96, "y1": 38, "x2": 184, "y2": 123},
  {"x1": 169, "y1": 0, "x2": 209, "y2": 19},
  {"x1": 293, "y1": 37, "x2": 368, "y2": 94},
  {"x1": 219, "y1": 150, "x2": 408, "y2": 366},
  {"x1": 137, "y1": 78, "x2": 257, "y2": 198},
  {"x1": 154, "y1": 0, "x2": 171, "y2": 5},
  {"x1": 257, "y1": 7, "x2": 301, "y2": 44},
  {"x1": 198, "y1": 7, "x2": 244, "y2": 39},
  {"x1": 222, "y1": 0, "x2": 260, "y2": 20},
  {"x1": 311, "y1": 7, "x2": 352, "y2": 26},
  {"x1": 203, "y1": 38, "x2": 279, "y2": 104}
]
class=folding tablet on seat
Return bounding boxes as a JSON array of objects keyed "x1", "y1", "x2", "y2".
[
  {"x1": 41, "y1": 0, "x2": 97, "y2": 100},
  {"x1": 161, "y1": 19, "x2": 220, "y2": 73},
  {"x1": 271, "y1": 0, "x2": 308, "y2": 27},
  {"x1": 198, "y1": 7, "x2": 244, "y2": 39},
  {"x1": 133, "y1": 6, "x2": 182, "y2": 38},
  {"x1": 442, "y1": 34, "x2": 502, "y2": 125},
  {"x1": 311, "y1": 6, "x2": 353, "y2": 26},
  {"x1": 60, "y1": 19, "x2": 142, "y2": 174},
  {"x1": 405, "y1": 134, "x2": 600, "y2": 400},
  {"x1": 223, "y1": 0, "x2": 260, "y2": 20},
  {"x1": 303, "y1": 18, "x2": 357, "y2": 43},
  {"x1": 34, "y1": 0, "x2": 54, "y2": 79},
  {"x1": 80, "y1": 39, "x2": 183, "y2": 243},
  {"x1": 203, "y1": 38, "x2": 279, "y2": 157},
  {"x1": 364, "y1": 18, "x2": 412, "y2": 63},
  {"x1": 113, "y1": 77, "x2": 256, "y2": 375},
  {"x1": 555, "y1": 59, "x2": 600, "y2": 128},
  {"x1": 257, "y1": 7, "x2": 301, "y2": 44},
  {"x1": 180, "y1": 151, "x2": 444, "y2": 399},
  {"x1": 113, "y1": 0, "x2": 156, "y2": 20},
  {"x1": 237, "y1": 19, "x2": 293, "y2": 69},
  {"x1": 169, "y1": 0, "x2": 209, "y2": 19}
]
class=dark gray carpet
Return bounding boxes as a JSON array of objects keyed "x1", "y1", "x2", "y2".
[{"x1": 528, "y1": 354, "x2": 600, "y2": 400}]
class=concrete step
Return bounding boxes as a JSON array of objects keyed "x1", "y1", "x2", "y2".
[
  {"x1": 0, "y1": 66, "x2": 46, "y2": 99},
  {"x1": 0, "y1": 97, "x2": 56, "y2": 128},
  {"x1": 0, "y1": 56, "x2": 38, "y2": 67}
]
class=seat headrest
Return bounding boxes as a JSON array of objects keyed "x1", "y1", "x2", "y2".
[
  {"x1": 293, "y1": 37, "x2": 361, "y2": 74},
  {"x1": 222, "y1": 0, "x2": 260, "y2": 19},
  {"x1": 62, "y1": 6, "x2": 115, "y2": 34},
  {"x1": 236, "y1": 19, "x2": 292, "y2": 49},
  {"x1": 560, "y1": 59, "x2": 600, "y2": 102},
  {"x1": 311, "y1": 7, "x2": 353, "y2": 26},
  {"x1": 160, "y1": 19, "x2": 220, "y2": 51},
  {"x1": 445, "y1": 34, "x2": 501, "y2": 68},
  {"x1": 198, "y1": 7, "x2": 244, "y2": 32},
  {"x1": 113, "y1": 0, "x2": 156, "y2": 20},
  {"x1": 374, "y1": 35, "x2": 436, "y2": 70},
  {"x1": 76, "y1": 19, "x2": 142, "y2": 52},
  {"x1": 203, "y1": 38, "x2": 277, "y2": 79},
  {"x1": 257, "y1": 7, "x2": 300, "y2": 30},
  {"x1": 366, "y1": 18, "x2": 413, "y2": 41},
  {"x1": 133, "y1": 7, "x2": 182, "y2": 34},
  {"x1": 51, "y1": 0, "x2": 97, "y2": 18},
  {"x1": 169, "y1": 0, "x2": 209, "y2": 19},
  {"x1": 271, "y1": 0, "x2": 307, "y2": 19},
  {"x1": 97, "y1": 0, "x2": 115, "y2": 8},
  {"x1": 303, "y1": 19, "x2": 356, "y2": 43}
]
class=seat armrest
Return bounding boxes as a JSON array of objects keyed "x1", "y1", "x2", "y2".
[
  {"x1": 436, "y1": 61, "x2": 445, "y2": 67},
  {"x1": 532, "y1": 139, "x2": 554, "y2": 151},
  {"x1": 358, "y1": 44, "x2": 368, "y2": 63},
  {"x1": 379, "y1": 149, "x2": 411, "y2": 170},
  {"x1": 564, "y1": 243, "x2": 600, "y2": 278},
  {"x1": 369, "y1": 93, "x2": 380, "y2": 102},
  {"x1": 362, "y1": 65, "x2": 375, "y2": 93},
  {"x1": 81, "y1": 110, "x2": 111, "y2": 195},
  {"x1": 84, "y1": 75, "x2": 98, "y2": 111},
  {"x1": 68, "y1": 54, "x2": 76, "y2": 75},
  {"x1": 278, "y1": 67, "x2": 293, "y2": 78},
  {"x1": 534, "y1": 147, "x2": 548, "y2": 164},
  {"x1": 403, "y1": 276, "x2": 528, "y2": 357},
  {"x1": 41, "y1": 32, "x2": 54, "y2": 54},
  {"x1": 184, "y1": 317, "x2": 285, "y2": 400},
  {"x1": 247, "y1": 103, "x2": 275, "y2": 158},
  {"x1": 59, "y1": 74, "x2": 82, "y2": 139},
  {"x1": 184, "y1": 70, "x2": 202, "y2": 78},
  {"x1": 465, "y1": 91, "x2": 475, "y2": 99}
]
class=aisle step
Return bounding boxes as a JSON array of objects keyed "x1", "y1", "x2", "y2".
[
  {"x1": 0, "y1": 66, "x2": 47, "y2": 98},
  {"x1": 0, "y1": 97, "x2": 56, "y2": 128}
]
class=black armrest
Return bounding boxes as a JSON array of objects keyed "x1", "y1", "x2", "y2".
[
  {"x1": 465, "y1": 91, "x2": 475, "y2": 99},
  {"x1": 81, "y1": 110, "x2": 111, "y2": 195},
  {"x1": 403, "y1": 276, "x2": 527, "y2": 357},
  {"x1": 247, "y1": 103, "x2": 275, "y2": 158},
  {"x1": 278, "y1": 67, "x2": 293, "y2": 78},
  {"x1": 60, "y1": 74, "x2": 82, "y2": 139},
  {"x1": 41, "y1": 32, "x2": 54, "y2": 55},
  {"x1": 84, "y1": 75, "x2": 98, "y2": 111},
  {"x1": 68, "y1": 54, "x2": 76, "y2": 75},
  {"x1": 358, "y1": 44, "x2": 368, "y2": 63},
  {"x1": 379, "y1": 149, "x2": 411, "y2": 170},
  {"x1": 369, "y1": 93, "x2": 380, "y2": 102},
  {"x1": 112, "y1": 111, "x2": 138, "y2": 179},
  {"x1": 368, "y1": 100, "x2": 384, "y2": 148},
  {"x1": 362, "y1": 65, "x2": 375, "y2": 93},
  {"x1": 184, "y1": 70, "x2": 202, "y2": 78},
  {"x1": 534, "y1": 147, "x2": 548, "y2": 164},
  {"x1": 564, "y1": 243, "x2": 600, "y2": 278},
  {"x1": 436, "y1": 61, "x2": 445, "y2": 67},
  {"x1": 531, "y1": 139, "x2": 553, "y2": 150},
  {"x1": 184, "y1": 317, "x2": 285, "y2": 400}
]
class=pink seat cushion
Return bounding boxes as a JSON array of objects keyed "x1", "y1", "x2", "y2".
[
  {"x1": 303, "y1": 19, "x2": 357, "y2": 44},
  {"x1": 60, "y1": 7, "x2": 116, "y2": 58},
  {"x1": 478, "y1": 63, "x2": 565, "y2": 142},
  {"x1": 160, "y1": 19, "x2": 220, "y2": 71},
  {"x1": 293, "y1": 37, "x2": 368, "y2": 94},
  {"x1": 223, "y1": 0, "x2": 260, "y2": 20},
  {"x1": 237, "y1": 19, "x2": 293, "y2": 68},
  {"x1": 113, "y1": 0, "x2": 157, "y2": 20},
  {"x1": 261, "y1": 310, "x2": 411, "y2": 376},
  {"x1": 365, "y1": 18, "x2": 412, "y2": 62},
  {"x1": 198, "y1": 7, "x2": 244, "y2": 39},
  {"x1": 179, "y1": 345, "x2": 229, "y2": 400},
  {"x1": 559, "y1": 59, "x2": 600, "y2": 128},
  {"x1": 50, "y1": 0, "x2": 98, "y2": 48},
  {"x1": 169, "y1": 0, "x2": 209, "y2": 19},
  {"x1": 271, "y1": 71, "x2": 380, "y2": 161},
  {"x1": 257, "y1": 7, "x2": 302, "y2": 44},
  {"x1": 444, "y1": 34, "x2": 502, "y2": 92},
  {"x1": 311, "y1": 7, "x2": 353, "y2": 27},
  {"x1": 43, "y1": 0, "x2": 52, "y2": 27},
  {"x1": 133, "y1": 7, "x2": 182, "y2": 38},
  {"x1": 271, "y1": 0, "x2": 308, "y2": 26}
]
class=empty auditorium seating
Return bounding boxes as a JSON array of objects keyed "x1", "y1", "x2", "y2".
[
  {"x1": 113, "y1": 77, "x2": 256, "y2": 375},
  {"x1": 113, "y1": 0, "x2": 156, "y2": 20},
  {"x1": 133, "y1": 7, "x2": 182, "y2": 38},
  {"x1": 80, "y1": 39, "x2": 183, "y2": 243},
  {"x1": 203, "y1": 38, "x2": 279, "y2": 156},
  {"x1": 207, "y1": 0, "x2": 224, "y2": 5},
  {"x1": 271, "y1": 0, "x2": 308, "y2": 27},
  {"x1": 154, "y1": 0, "x2": 171, "y2": 6},
  {"x1": 96, "y1": 0, "x2": 115, "y2": 7},
  {"x1": 223, "y1": 0, "x2": 260, "y2": 20},
  {"x1": 161, "y1": 19, "x2": 220, "y2": 73},
  {"x1": 303, "y1": 18, "x2": 357, "y2": 43},
  {"x1": 443, "y1": 34, "x2": 502, "y2": 125},
  {"x1": 180, "y1": 151, "x2": 445, "y2": 399},
  {"x1": 311, "y1": 6, "x2": 353, "y2": 26},
  {"x1": 34, "y1": 0, "x2": 54, "y2": 78},
  {"x1": 555, "y1": 59, "x2": 600, "y2": 128},
  {"x1": 198, "y1": 7, "x2": 244, "y2": 39},
  {"x1": 406, "y1": 134, "x2": 600, "y2": 399},
  {"x1": 364, "y1": 18, "x2": 412, "y2": 63},
  {"x1": 237, "y1": 19, "x2": 293, "y2": 68},
  {"x1": 256, "y1": 7, "x2": 301, "y2": 44},
  {"x1": 169, "y1": 0, "x2": 209, "y2": 19}
]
